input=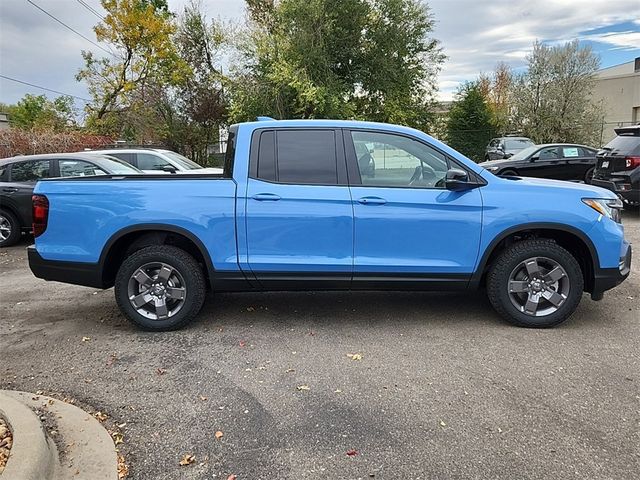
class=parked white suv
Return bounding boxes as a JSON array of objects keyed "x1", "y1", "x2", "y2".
[{"x1": 85, "y1": 148, "x2": 223, "y2": 174}]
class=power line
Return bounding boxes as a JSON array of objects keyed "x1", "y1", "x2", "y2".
[
  {"x1": 25, "y1": 0, "x2": 114, "y2": 57},
  {"x1": 75, "y1": 0, "x2": 106, "y2": 21},
  {"x1": 0, "y1": 74, "x2": 92, "y2": 102}
]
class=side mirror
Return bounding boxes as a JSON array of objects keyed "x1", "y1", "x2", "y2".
[
  {"x1": 162, "y1": 165, "x2": 178, "y2": 173},
  {"x1": 445, "y1": 168, "x2": 473, "y2": 191},
  {"x1": 530, "y1": 155, "x2": 539, "y2": 162}
]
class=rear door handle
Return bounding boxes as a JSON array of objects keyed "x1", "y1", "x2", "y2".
[
  {"x1": 357, "y1": 196, "x2": 387, "y2": 205},
  {"x1": 252, "y1": 193, "x2": 281, "y2": 201},
  {"x1": 2, "y1": 187, "x2": 18, "y2": 193}
]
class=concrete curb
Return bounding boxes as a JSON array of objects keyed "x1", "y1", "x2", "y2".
[
  {"x1": 0, "y1": 391, "x2": 58, "y2": 480},
  {"x1": 0, "y1": 390, "x2": 118, "y2": 480}
]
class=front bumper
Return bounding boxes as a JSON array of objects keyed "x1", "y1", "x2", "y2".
[
  {"x1": 591, "y1": 242, "x2": 632, "y2": 300},
  {"x1": 28, "y1": 245, "x2": 106, "y2": 289}
]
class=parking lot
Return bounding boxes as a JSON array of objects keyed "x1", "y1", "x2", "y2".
[{"x1": 1, "y1": 212, "x2": 638, "y2": 479}]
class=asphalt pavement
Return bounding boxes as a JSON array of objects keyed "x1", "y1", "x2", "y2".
[{"x1": 1, "y1": 212, "x2": 638, "y2": 479}]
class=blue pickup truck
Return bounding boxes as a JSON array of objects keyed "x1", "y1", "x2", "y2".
[{"x1": 28, "y1": 119, "x2": 631, "y2": 330}]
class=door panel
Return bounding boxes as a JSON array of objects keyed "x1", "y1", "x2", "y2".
[
  {"x1": 522, "y1": 146, "x2": 563, "y2": 179},
  {"x1": 346, "y1": 129, "x2": 483, "y2": 276}
]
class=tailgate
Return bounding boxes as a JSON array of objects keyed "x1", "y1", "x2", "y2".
[{"x1": 594, "y1": 154, "x2": 627, "y2": 176}]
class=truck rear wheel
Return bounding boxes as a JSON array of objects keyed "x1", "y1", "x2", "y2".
[
  {"x1": 487, "y1": 239, "x2": 583, "y2": 328},
  {"x1": 114, "y1": 245, "x2": 206, "y2": 331}
]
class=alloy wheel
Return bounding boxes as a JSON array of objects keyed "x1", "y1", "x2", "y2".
[
  {"x1": 127, "y1": 262, "x2": 187, "y2": 320},
  {"x1": 0, "y1": 214, "x2": 11, "y2": 242}
]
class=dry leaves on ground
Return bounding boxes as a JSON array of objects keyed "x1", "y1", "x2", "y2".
[
  {"x1": 296, "y1": 385, "x2": 310, "y2": 391},
  {"x1": 0, "y1": 417, "x2": 13, "y2": 474},
  {"x1": 117, "y1": 453, "x2": 129, "y2": 479},
  {"x1": 346, "y1": 449, "x2": 358, "y2": 457},
  {"x1": 347, "y1": 353, "x2": 363, "y2": 361},
  {"x1": 179, "y1": 454, "x2": 196, "y2": 466},
  {"x1": 215, "y1": 431, "x2": 224, "y2": 440}
]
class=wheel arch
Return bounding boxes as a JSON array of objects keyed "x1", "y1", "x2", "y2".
[
  {"x1": 0, "y1": 200, "x2": 26, "y2": 228},
  {"x1": 99, "y1": 224, "x2": 215, "y2": 288},
  {"x1": 473, "y1": 223, "x2": 599, "y2": 293}
]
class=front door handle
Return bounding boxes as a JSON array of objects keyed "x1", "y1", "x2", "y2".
[
  {"x1": 252, "y1": 193, "x2": 281, "y2": 201},
  {"x1": 357, "y1": 196, "x2": 387, "y2": 205},
  {"x1": 2, "y1": 187, "x2": 18, "y2": 193}
]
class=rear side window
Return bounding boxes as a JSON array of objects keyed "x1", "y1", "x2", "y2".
[
  {"x1": 276, "y1": 130, "x2": 337, "y2": 184},
  {"x1": 107, "y1": 152, "x2": 135, "y2": 165},
  {"x1": 252, "y1": 129, "x2": 338, "y2": 185},
  {"x1": 11, "y1": 160, "x2": 51, "y2": 182}
]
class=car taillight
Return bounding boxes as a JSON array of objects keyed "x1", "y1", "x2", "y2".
[
  {"x1": 625, "y1": 156, "x2": 640, "y2": 169},
  {"x1": 32, "y1": 194, "x2": 49, "y2": 238}
]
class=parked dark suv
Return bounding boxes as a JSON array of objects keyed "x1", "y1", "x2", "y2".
[
  {"x1": 592, "y1": 126, "x2": 640, "y2": 210},
  {"x1": 484, "y1": 136, "x2": 534, "y2": 162}
]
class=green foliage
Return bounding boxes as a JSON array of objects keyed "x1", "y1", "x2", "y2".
[
  {"x1": 445, "y1": 83, "x2": 495, "y2": 162},
  {"x1": 510, "y1": 40, "x2": 602, "y2": 145},
  {"x1": 2, "y1": 94, "x2": 76, "y2": 131},
  {"x1": 231, "y1": 0, "x2": 444, "y2": 130}
]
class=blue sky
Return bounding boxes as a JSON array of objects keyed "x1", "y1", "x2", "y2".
[{"x1": 0, "y1": 0, "x2": 638, "y2": 106}]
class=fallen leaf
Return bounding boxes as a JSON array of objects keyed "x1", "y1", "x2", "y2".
[
  {"x1": 246, "y1": 306, "x2": 255, "y2": 312},
  {"x1": 215, "y1": 430, "x2": 224, "y2": 440},
  {"x1": 111, "y1": 432, "x2": 124, "y2": 445},
  {"x1": 335, "y1": 389, "x2": 342, "y2": 393},
  {"x1": 296, "y1": 385, "x2": 310, "y2": 391},
  {"x1": 117, "y1": 453, "x2": 129, "y2": 479},
  {"x1": 347, "y1": 353, "x2": 363, "y2": 361},
  {"x1": 94, "y1": 411, "x2": 108, "y2": 422},
  {"x1": 227, "y1": 475, "x2": 237, "y2": 480},
  {"x1": 179, "y1": 454, "x2": 196, "y2": 466},
  {"x1": 439, "y1": 420, "x2": 446, "y2": 427},
  {"x1": 346, "y1": 449, "x2": 358, "y2": 456},
  {"x1": 156, "y1": 368, "x2": 166, "y2": 375},
  {"x1": 239, "y1": 341, "x2": 246, "y2": 347},
  {"x1": 199, "y1": 395, "x2": 208, "y2": 401},
  {"x1": 82, "y1": 337, "x2": 91, "y2": 342}
]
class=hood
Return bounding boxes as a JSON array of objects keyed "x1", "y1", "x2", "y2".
[
  {"x1": 495, "y1": 175, "x2": 618, "y2": 199},
  {"x1": 482, "y1": 158, "x2": 515, "y2": 168}
]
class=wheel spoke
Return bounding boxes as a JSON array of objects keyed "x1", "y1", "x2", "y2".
[
  {"x1": 524, "y1": 258, "x2": 541, "y2": 277},
  {"x1": 155, "y1": 298, "x2": 168, "y2": 318},
  {"x1": 131, "y1": 291, "x2": 153, "y2": 308},
  {"x1": 543, "y1": 266, "x2": 565, "y2": 283},
  {"x1": 524, "y1": 293, "x2": 539, "y2": 314},
  {"x1": 157, "y1": 265, "x2": 173, "y2": 284},
  {"x1": 509, "y1": 280, "x2": 529, "y2": 293},
  {"x1": 542, "y1": 290, "x2": 565, "y2": 307},
  {"x1": 166, "y1": 287, "x2": 185, "y2": 300},
  {"x1": 133, "y1": 269, "x2": 153, "y2": 288}
]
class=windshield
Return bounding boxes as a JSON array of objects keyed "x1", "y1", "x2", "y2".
[
  {"x1": 98, "y1": 156, "x2": 142, "y2": 174},
  {"x1": 504, "y1": 139, "x2": 534, "y2": 150},
  {"x1": 508, "y1": 145, "x2": 539, "y2": 161},
  {"x1": 163, "y1": 151, "x2": 202, "y2": 170}
]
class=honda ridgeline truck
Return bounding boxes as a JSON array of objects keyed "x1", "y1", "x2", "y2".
[{"x1": 28, "y1": 119, "x2": 632, "y2": 330}]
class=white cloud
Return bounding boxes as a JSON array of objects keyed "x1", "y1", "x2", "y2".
[{"x1": 582, "y1": 31, "x2": 640, "y2": 50}]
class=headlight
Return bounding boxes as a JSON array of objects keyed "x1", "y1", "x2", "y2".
[{"x1": 582, "y1": 198, "x2": 623, "y2": 223}]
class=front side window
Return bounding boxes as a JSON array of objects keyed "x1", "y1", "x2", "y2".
[
  {"x1": 537, "y1": 147, "x2": 559, "y2": 160},
  {"x1": 351, "y1": 131, "x2": 448, "y2": 188},
  {"x1": 11, "y1": 160, "x2": 51, "y2": 182},
  {"x1": 136, "y1": 153, "x2": 171, "y2": 171},
  {"x1": 59, "y1": 160, "x2": 107, "y2": 177}
]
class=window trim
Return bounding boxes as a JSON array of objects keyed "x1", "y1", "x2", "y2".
[
  {"x1": 343, "y1": 128, "x2": 483, "y2": 190},
  {"x1": 249, "y1": 127, "x2": 348, "y2": 186}
]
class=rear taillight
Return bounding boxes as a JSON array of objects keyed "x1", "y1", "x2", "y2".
[
  {"x1": 625, "y1": 156, "x2": 640, "y2": 169},
  {"x1": 32, "y1": 194, "x2": 49, "y2": 238}
]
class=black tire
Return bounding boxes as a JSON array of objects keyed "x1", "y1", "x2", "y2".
[
  {"x1": 500, "y1": 169, "x2": 517, "y2": 176},
  {"x1": 0, "y1": 209, "x2": 21, "y2": 247},
  {"x1": 584, "y1": 167, "x2": 595, "y2": 184},
  {"x1": 487, "y1": 239, "x2": 584, "y2": 328},
  {"x1": 115, "y1": 245, "x2": 206, "y2": 331}
]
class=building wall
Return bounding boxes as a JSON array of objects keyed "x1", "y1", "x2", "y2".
[{"x1": 593, "y1": 59, "x2": 640, "y2": 144}]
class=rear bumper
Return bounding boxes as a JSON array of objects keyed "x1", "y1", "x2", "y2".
[
  {"x1": 28, "y1": 246, "x2": 106, "y2": 289},
  {"x1": 591, "y1": 242, "x2": 632, "y2": 300},
  {"x1": 592, "y1": 178, "x2": 640, "y2": 204}
]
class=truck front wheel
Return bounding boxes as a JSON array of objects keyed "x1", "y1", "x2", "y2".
[
  {"x1": 114, "y1": 245, "x2": 206, "y2": 331},
  {"x1": 487, "y1": 239, "x2": 584, "y2": 328}
]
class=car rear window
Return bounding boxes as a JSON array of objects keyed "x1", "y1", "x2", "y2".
[
  {"x1": 602, "y1": 135, "x2": 640, "y2": 155},
  {"x1": 505, "y1": 139, "x2": 533, "y2": 149}
]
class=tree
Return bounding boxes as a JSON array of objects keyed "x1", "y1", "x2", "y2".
[
  {"x1": 77, "y1": 0, "x2": 187, "y2": 134},
  {"x1": 445, "y1": 82, "x2": 495, "y2": 162},
  {"x1": 2, "y1": 94, "x2": 76, "y2": 131},
  {"x1": 510, "y1": 40, "x2": 602, "y2": 145},
  {"x1": 478, "y1": 62, "x2": 513, "y2": 134},
  {"x1": 230, "y1": 0, "x2": 444, "y2": 130}
]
